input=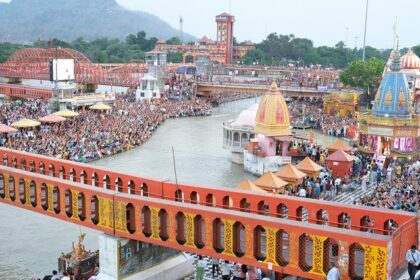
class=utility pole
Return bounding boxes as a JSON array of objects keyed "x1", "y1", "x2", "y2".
[
  {"x1": 355, "y1": 36, "x2": 358, "y2": 50},
  {"x1": 179, "y1": 16, "x2": 184, "y2": 44},
  {"x1": 362, "y1": 0, "x2": 369, "y2": 61},
  {"x1": 345, "y1": 27, "x2": 349, "y2": 48},
  {"x1": 345, "y1": 27, "x2": 350, "y2": 60}
]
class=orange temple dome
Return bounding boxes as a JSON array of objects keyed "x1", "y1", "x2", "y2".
[{"x1": 254, "y1": 82, "x2": 291, "y2": 136}]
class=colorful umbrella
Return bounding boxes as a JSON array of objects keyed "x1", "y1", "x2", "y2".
[
  {"x1": 54, "y1": 109, "x2": 79, "y2": 117},
  {"x1": 0, "y1": 123, "x2": 18, "y2": 133},
  {"x1": 11, "y1": 118, "x2": 41, "y2": 128},
  {"x1": 39, "y1": 114, "x2": 67, "y2": 123},
  {"x1": 89, "y1": 102, "x2": 112, "y2": 110}
]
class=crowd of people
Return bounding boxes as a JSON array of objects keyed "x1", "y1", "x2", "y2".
[
  {"x1": 318, "y1": 115, "x2": 357, "y2": 138},
  {"x1": 211, "y1": 92, "x2": 256, "y2": 105},
  {"x1": 1, "y1": 94, "x2": 212, "y2": 162},
  {"x1": 357, "y1": 160, "x2": 419, "y2": 212},
  {"x1": 282, "y1": 140, "x2": 419, "y2": 216}
]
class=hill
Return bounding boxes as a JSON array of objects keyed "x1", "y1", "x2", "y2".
[{"x1": 0, "y1": 0, "x2": 196, "y2": 43}]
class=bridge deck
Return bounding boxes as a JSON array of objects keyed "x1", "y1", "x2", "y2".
[
  {"x1": 0, "y1": 83, "x2": 52, "y2": 100},
  {"x1": 197, "y1": 82, "x2": 331, "y2": 98},
  {"x1": 0, "y1": 148, "x2": 417, "y2": 279}
]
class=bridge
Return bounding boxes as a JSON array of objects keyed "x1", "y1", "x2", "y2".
[
  {"x1": 197, "y1": 82, "x2": 332, "y2": 98},
  {"x1": 0, "y1": 83, "x2": 52, "y2": 100},
  {"x1": 0, "y1": 48, "x2": 147, "y2": 88},
  {"x1": 0, "y1": 148, "x2": 417, "y2": 279}
]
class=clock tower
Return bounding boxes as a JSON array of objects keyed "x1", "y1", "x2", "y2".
[{"x1": 215, "y1": 13, "x2": 235, "y2": 64}]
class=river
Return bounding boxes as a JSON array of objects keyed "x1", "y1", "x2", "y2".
[{"x1": 0, "y1": 97, "x2": 339, "y2": 280}]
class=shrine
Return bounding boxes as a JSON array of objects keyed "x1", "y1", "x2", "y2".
[{"x1": 357, "y1": 40, "x2": 420, "y2": 158}]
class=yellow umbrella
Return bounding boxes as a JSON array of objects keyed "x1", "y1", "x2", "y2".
[
  {"x1": 11, "y1": 118, "x2": 41, "y2": 128},
  {"x1": 89, "y1": 102, "x2": 112, "y2": 110},
  {"x1": 54, "y1": 109, "x2": 79, "y2": 117}
]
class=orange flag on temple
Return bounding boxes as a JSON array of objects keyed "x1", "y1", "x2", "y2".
[{"x1": 309, "y1": 128, "x2": 314, "y2": 144}]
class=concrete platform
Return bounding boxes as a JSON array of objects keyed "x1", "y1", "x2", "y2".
[{"x1": 124, "y1": 253, "x2": 194, "y2": 280}]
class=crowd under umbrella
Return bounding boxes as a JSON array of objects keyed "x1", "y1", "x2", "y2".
[
  {"x1": 54, "y1": 109, "x2": 79, "y2": 118},
  {"x1": 0, "y1": 123, "x2": 18, "y2": 133},
  {"x1": 11, "y1": 118, "x2": 41, "y2": 128},
  {"x1": 0, "y1": 123, "x2": 18, "y2": 147},
  {"x1": 89, "y1": 102, "x2": 112, "y2": 111},
  {"x1": 39, "y1": 114, "x2": 67, "y2": 123}
]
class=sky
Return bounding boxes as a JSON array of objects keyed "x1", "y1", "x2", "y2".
[
  {"x1": 1, "y1": 0, "x2": 418, "y2": 48},
  {"x1": 115, "y1": 0, "x2": 419, "y2": 49}
]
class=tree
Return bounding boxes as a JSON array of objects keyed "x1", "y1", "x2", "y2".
[
  {"x1": 167, "y1": 52, "x2": 182, "y2": 63},
  {"x1": 340, "y1": 58, "x2": 385, "y2": 102},
  {"x1": 242, "y1": 49, "x2": 266, "y2": 65},
  {"x1": 165, "y1": 37, "x2": 182, "y2": 45},
  {"x1": 412, "y1": 45, "x2": 420, "y2": 57}
]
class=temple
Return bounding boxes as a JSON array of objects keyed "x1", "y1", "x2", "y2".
[
  {"x1": 358, "y1": 39, "x2": 420, "y2": 158},
  {"x1": 243, "y1": 82, "x2": 294, "y2": 175},
  {"x1": 153, "y1": 13, "x2": 254, "y2": 64}
]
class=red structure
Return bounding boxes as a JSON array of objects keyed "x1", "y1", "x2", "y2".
[
  {"x1": 153, "y1": 13, "x2": 253, "y2": 64},
  {"x1": 0, "y1": 48, "x2": 147, "y2": 88},
  {"x1": 0, "y1": 83, "x2": 52, "y2": 99},
  {"x1": 215, "y1": 13, "x2": 235, "y2": 64},
  {"x1": 325, "y1": 150, "x2": 355, "y2": 178},
  {"x1": 0, "y1": 148, "x2": 417, "y2": 279}
]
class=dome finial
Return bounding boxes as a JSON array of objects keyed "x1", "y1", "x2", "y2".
[
  {"x1": 270, "y1": 82, "x2": 278, "y2": 91},
  {"x1": 389, "y1": 18, "x2": 401, "y2": 72}
]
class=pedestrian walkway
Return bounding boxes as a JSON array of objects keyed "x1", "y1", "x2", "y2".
[{"x1": 333, "y1": 183, "x2": 374, "y2": 204}]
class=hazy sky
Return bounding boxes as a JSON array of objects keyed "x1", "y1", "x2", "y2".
[
  {"x1": 1, "y1": 0, "x2": 418, "y2": 48},
  {"x1": 115, "y1": 0, "x2": 418, "y2": 49}
]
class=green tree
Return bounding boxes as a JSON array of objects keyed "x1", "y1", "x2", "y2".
[
  {"x1": 167, "y1": 52, "x2": 182, "y2": 63},
  {"x1": 165, "y1": 37, "x2": 182, "y2": 45},
  {"x1": 340, "y1": 57, "x2": 385, "y2": 101},
  {"x1": 412, "y1": 45, "x2": 420, "y2": 57},
  {"x1": 242, "y1": 49, "x2": 266, "y2": 65}
]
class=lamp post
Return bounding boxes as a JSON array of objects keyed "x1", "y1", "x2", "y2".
[{"x1": 362, "y1": 0, "x2": 369, "y2": 61}]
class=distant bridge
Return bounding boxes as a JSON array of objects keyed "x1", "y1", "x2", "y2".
[
  {"x1": 197, "y1": 82, "x2": 332, "y2": 98},
  {"x1": 0, "y1": 48, "x2": 147, "y2": 88},
  {"x1": 0, "y1": 83, "x2": 52, "y2": 100}
]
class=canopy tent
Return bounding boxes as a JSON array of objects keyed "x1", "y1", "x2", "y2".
[
  {"x1": 254, "y1": 172, "x2": 288, "y2": 194},
  {"x1": 39, "y1": 114, "x2": 66, "y2": 123},
  {"x1": 54, "y1": 109, "x2": 79, "y2": 117},
  {"x1": 0, "y1": 124, "x2": 18, "y2": 133},
  {"x1": 11, "y1": 118, "x2": 41, "y2": 128},
  {"x1": 295, "y1": 157, "x2": 322, "y2": 178},
  {"x1": 275, "y1": 163, "x2": 307, "y2": 186},
  {"x1": 235, "y1": 179, "x2": 266, "y2": 193},
  {"x1": 326, "y1": 150, "x2": 357, "y2": 162},
  {"x1": 325, "y1": 150, "x2": 356, "y2": 178},
  {"x1": 327, "y1": 139, "x2": 353, "y2": 153},
  {"x1": 89, "y1": 102, "x2": 112, "y2": 110}
]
